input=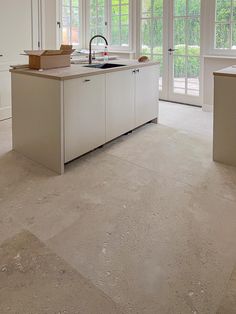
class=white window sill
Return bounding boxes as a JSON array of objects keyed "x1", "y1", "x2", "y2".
[{"x1": 204, "y1": 55, "x2": 236, "y2": 60}]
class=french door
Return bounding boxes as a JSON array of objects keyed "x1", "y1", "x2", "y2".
[{"x1": 140, "y1": 0, "x2": 202, "y2": 106}]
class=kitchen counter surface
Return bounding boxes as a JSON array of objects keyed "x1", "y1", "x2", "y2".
[
  {"x1": 10, "y1": 59, "x2": 159, "y2": 81},
  {"x1": 214, "y1": 66, "x2": 236, "y2": 77}
]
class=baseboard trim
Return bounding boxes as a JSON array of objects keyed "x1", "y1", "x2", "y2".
[{"x1": 0, "y1": 107, "x2": 12, "y2": 121}]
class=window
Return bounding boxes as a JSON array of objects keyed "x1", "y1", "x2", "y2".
[
  {"x1": 61, "y1": 0, "x2": 80, "y2": 46},
  {"x1": 215, "y1": 0, "x2": 236, "y2": 49},
  {"x1": 173, "y1": 0, "x2": 201, "y2": 96},
  {"x1": 110, "y1": 0, "x2": 130, "y2": 47},
  {"x1": 140, "y1": 0, "x2": 164, "y2": 89},
  {"x1": 89, "y1": 0, "x2": 106, "y2": 46},
  {"x1": 89, "y1": 0, "x2": 132, "y2": 50}
]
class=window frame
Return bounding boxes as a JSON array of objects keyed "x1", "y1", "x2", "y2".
[
  {"x1": 57, "y1": 0, "x2": 84, "y2": 49},
  {"x1": 85, "y1": 0, "x2": 133, "y2": 52},
  {"x1": 207, "y1": 0, "x2": 236, "y2": 55}
]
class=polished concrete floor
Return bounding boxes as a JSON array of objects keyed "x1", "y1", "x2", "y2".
[{"x1": 0, "y1": 101, "x2": 236, "y2": 314}]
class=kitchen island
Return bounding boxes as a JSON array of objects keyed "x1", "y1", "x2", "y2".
[
  {"x1": 11, "y1": 59, "x2": 159, "y2": 174},
  {"x1": 213, "y1": 66, "x2": 236, "y2": 167}
]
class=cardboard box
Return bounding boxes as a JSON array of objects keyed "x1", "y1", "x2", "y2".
[{"x1": 25, "y1": 45, "x2": 75, "y2": 70}]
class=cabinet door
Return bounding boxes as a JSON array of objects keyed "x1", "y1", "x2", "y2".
[
  {"x1": 106, "y1": 69, "x2": 135, "y2": 142},
  {"x1": 135, "y1": 65, "x2": 159, "y2": 127},
  {"x1": 64, "y1": 75, "x2": 106, "y2": 163}
]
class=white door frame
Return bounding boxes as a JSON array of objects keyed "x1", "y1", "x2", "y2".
[{"x1": 160, "y1": 0, "x2": 202, "y2": 106}]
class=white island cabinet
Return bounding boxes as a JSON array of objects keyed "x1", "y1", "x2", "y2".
[
  {"x1": 106, "y1": 69, "x2": 135, "y2": 141},
  {"x1": 64, "y1": 74, "x2": 106, "y2": 163},
  {"x1": 135, "y1": 65, "x2": 159, "y2": 126},
  {"x1": 11, "y1": 60, "x2": 159, "y2": 174},
  {"x1": 106, "y1": 65, "x2": 159, "y2": 141},
  {"x1": 213, "y1": 67, "x2": 236, "y2": 167}
]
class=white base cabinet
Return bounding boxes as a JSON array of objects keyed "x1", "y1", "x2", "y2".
[
  {"x1": 106, "y1": 65, "x2": 159, "y2": 142},
  {"x1": 64, "y1": 75, "x2": 106, "y2": 163},
  {"x1": 135, "y1": 65, "x2": 159, "y2": 127},
  {"x1": 106, "y1": 69, "x2": 135, "y2": 142},
  {"x1": 12, "y1": 63, "x2": 159, "y2": 174},
  {"x1": 65, "y1": 65, "x2": 159, "y2": 164}
]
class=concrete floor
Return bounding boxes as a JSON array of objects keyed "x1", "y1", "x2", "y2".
[{"x1": 0, "y1": 101, "x2": 236, "y2": 313}]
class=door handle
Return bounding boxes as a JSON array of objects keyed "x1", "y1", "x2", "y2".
[
  {"x1": 168, "y1": 49, "x2": 175, "y2": 52},
  {"x1": 84, "y1": 79, "x2": 91, "y2": 82}
]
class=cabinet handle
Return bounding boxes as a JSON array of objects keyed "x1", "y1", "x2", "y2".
[
  {"x1": 136, "y1": 69, "x2": 140, "y2": 73},
  {"x1": 84, "y1": 79, "x2": 91, "y2": 82},
  {"x1": 132, "y1": 70, "x2": 136, "y2": 74},
  {"x1": 0, "y1": 54, "x2": 3, "y2": 57}
]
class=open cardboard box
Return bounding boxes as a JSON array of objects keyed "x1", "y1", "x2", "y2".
[{"x1": 25, "y1": 45, "x2": 75, "y2": 70}]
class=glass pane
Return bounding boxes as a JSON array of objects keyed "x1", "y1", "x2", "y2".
[
  {"x1": 142, "y1": 0, "x2": 152, "y2": 18},
  {"x1": 111, "y1": 26, "x2": 120, "y2": 45},
  {"x1": 174, "y1": 18, "x2": 186, "y2": 54},
  {"x1": 62, "y1": 0, "x2": 80, "y2": 45},
  {"x1": 187, "y1": 57, "x2": 200, "y2": 96},
  {"x1": 90, "y1": 0, "x2": 105, "y2": 45},
  {"x1": 153, "y1": 19, "x2": 163, "y2": 54},
  {"x1": 72, "y1": 0, "x2": 79, "y2": 7},
  {"x1": 63, "y1": 0, "x2": 70, "y2": 5},
  {"x1": 188, "y1": 0, "x2": 200, "y2": 16},
  {"x1": 232, "y1": 23, "x2": 236, "y2": 48},
  {"x1": 153, "y1": 55, "x2": 163, "y2": 89},
  {"x1": 215, "y1": 23, "x2": 230, "y2": 48},
  {"x1": 174, "y1": 56, "x2": 186, "y2": 94},
  {"x1": 216, "y1": 0, "x2": 231, "y2": 22},
  {"x1": 141, "y1": 19, "x2": 152, "y2": 54},
  {"x1": 174, "y1": 0, "x2": 186, "y2": 17},
  {"x1": 233, "y1": 0, "x2": 236, "y2": 21},
  {"x1": 62, "y1": 27, "x2": 70, "y2": 45},
  {"x1": 153, "y1": 0, "x2": 164, "y2": 17},
  {"x1": 110, "y1": 1, "x2": 130, "y2": 47},
  {"x1": 141, "y1": 0, "x2": 163, "y2": 93},
  {"x1": 121, "y1": 5, "x2": 129, "y2": 15},
  {"x1": 121, "y1": 25, "x2": 129, "y2": 46},
  {"x1": 187, "y1": 18, "x2": 200, "y2": 55}
]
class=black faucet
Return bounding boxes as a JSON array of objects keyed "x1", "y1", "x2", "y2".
[{"x1": 89, "y1": 35, "x2": 108, "y2": 64}]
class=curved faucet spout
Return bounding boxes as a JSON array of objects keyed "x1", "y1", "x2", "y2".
[{"x1": 89, "y1": 35, "x2": 109, "y2": 64}]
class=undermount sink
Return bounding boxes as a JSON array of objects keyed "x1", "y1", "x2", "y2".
[{"x1": 84, "y1": 63, "x2": 126, "y2": 69}]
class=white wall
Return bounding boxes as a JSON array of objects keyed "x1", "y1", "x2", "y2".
[
  {"x1": 0, "y1": 0, "x2": 37, "y2": 120},
  {"x1": 203, "y1": 56, "x2": 236, "y2": 111}
]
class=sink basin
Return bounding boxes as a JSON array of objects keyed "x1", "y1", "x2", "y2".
[{"x1": 84, "y1": 63, "x2": 126, "y2": 69}]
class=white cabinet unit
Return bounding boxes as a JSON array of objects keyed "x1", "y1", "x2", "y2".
[
  {"x1": 11, "y1": 61, "x2": 159, "y2": 174},
  {"x1": 64, "y1": 75, "x2": 106, "y2": 163},
  {"x1": 106, "y1": 69, "x2": 135, "y2": 141},
  {"x1": 213, "y1": 68, "x2": 236, "y2": 167},
  {"x1": 106, "y1": 65, "x2": 159, "y2": 141},
  {"x1": 135, "y1": 65, "x2": 159, "y2": 127}
]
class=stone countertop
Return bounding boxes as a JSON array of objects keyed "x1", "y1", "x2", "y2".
[
  {"x1": 10, "y1": 59, "x2": 159, "y2": 81},
  {"x1": 214, "y1": 66, "x2": 236, "y2": 77}
]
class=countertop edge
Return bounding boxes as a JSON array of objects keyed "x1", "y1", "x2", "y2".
[
  {"x1": 213, "y1": 66, "x2": 236, "y2": 77},
  {"x1": 10, "y1": 61, "x2": 160, "y2": 81}
]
